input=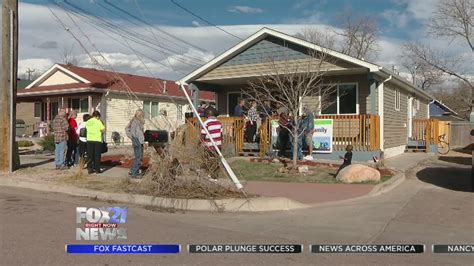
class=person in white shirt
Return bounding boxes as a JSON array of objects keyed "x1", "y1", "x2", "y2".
[{"x1": 76, "y1": 113, "x2": 91, "y2": 161}]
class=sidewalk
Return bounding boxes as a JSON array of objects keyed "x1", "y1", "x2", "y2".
[
  {"x1": 12, "y1": 152, "x2": 435, "y2": 207},
  {"x1": 384, "y1": 153, "x2": 436, "y2": 172}
]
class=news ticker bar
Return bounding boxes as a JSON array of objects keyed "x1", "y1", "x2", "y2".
[
  {"x1": 65, "y1": 244, "x2": 474, "y2": 254},
  {"x1": 66, "y1": 244, "x2": 180, "y2": 254}
]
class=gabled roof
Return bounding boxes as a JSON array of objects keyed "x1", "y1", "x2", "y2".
[
  {"x1": 19, "y1": 64, "x2": 214, "y2": 101},
  {"x1": 177, "y1": 27, "x2": 432, "y2": 100},
  {"x1": 430, "y1": 99, "x2": 458, "y2": 115}
]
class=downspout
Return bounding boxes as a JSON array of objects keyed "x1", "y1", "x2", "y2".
[
  {"x1": 378, "y1": 74, "x2": 392, "y2": 154},
  {"x1": 177, "y1": 81, "x2": 243, "y2": 191}
]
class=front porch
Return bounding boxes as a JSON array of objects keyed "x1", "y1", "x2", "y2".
[
  {"x1": 17, "y1": 93, "x2": 103, "y2": 136},
  {"x1": 186, "y1": 114, "x2": 381, "y2": 160}
]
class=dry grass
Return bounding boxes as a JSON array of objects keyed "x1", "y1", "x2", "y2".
[{"x1": 123, "y1": 128, "x2": 246, "y2": 199}]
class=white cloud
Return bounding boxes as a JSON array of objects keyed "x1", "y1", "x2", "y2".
[
  {"x1": 17, "y1": 2, "x2": 472, "y2": 83},
  {"x1": 191, "y1": 20, "x2": 201, "y2": 27},
  {"x1": 227, "y1": 6, "x2": 264, "y2": 14},
  {"x1": 381, "y1": 9, "x2": 411, "y2": 28}
]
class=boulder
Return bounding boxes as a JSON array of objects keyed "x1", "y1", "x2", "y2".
[{"x1": 336, "y1": 164, "x2": 381, "y2": 183}]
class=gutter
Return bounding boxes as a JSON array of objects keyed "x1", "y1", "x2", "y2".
[{"x1": 377, "y1": 67, "x2": 432, "y2": 101}]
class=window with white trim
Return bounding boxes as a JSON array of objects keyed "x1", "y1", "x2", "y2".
[
  {"x1": 395, "y1": 89, "x2": 401, "y2": 111},
  {"x1": 177, "y1": 104, "x2": 183, "y2": 121},
  {"x1": 143, "y1": 100, "x2": 160, "y2": 119},
  {"x1": 71, "y1": 98, "x2": 89, "y2": 113},
  {"x1": 320, "y1": 83, "x2": 358, "y2": 115}
]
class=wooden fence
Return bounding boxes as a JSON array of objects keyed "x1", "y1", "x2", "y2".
[
  {"x1": 412, "y1": 119, "x2": 440, "y2": 145},
  {"x1": 449, "y1": 121, "x2": 473, "y2": 148}
]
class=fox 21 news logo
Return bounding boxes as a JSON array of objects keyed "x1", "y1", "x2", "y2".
[{"x1": 76, "y1": 207, "x2": 128, "y2": 241}]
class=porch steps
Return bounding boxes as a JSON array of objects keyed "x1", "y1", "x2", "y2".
[
  {"x1": 405, "y1": 139, "x2": 427, "y2": 153},
  {"x1": 239, "y1": 142, "x2": 260, "y2": 157}
]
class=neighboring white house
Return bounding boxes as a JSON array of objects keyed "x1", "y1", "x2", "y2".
[{"x1": 17, "y1": 63, "x2": 215, "y2": 143}]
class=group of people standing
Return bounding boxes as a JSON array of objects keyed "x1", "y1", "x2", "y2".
[
  {"x1": 233, "y1": 99, "x2": 273, "y2": 143},
  {"x1": 52, "y1": 108, "x2": 105, "y2": 174},
  {"x1": 275, "y1": 106, "x2": 315, "y2": 161}
]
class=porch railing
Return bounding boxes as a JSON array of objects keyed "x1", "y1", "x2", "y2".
[
  {"x1": 186, "y1": 117, "x2": 245, "y2": 154},
  {"x1": 187, "y1": 114, "x2": 381, "y2": 155},
  {"x1": 316, "y1": 114, "x2": 380, "y2": 151}
]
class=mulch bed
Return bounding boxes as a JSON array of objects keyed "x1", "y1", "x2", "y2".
[{"x1": 101, "y1": 155, "x2": 150, "y2": 170}]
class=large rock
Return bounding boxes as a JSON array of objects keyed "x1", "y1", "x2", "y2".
[{"x1": 336, "y1": 164, "x2": 381, "y2": 183}]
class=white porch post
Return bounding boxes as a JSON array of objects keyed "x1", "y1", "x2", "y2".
[{"x1": 88, "y1": 95, "x2": 93, "y2": 113}]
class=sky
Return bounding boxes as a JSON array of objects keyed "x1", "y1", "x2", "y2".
[{"x1": 17, "y1": 0, "x2": 471, "y2": 82}]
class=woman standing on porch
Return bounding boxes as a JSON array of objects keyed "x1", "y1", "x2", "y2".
[{"x1": 245, "y1": 101, "x2": 258, "y2": 143}]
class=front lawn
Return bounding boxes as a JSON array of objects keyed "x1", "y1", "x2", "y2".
[{"x1": 230, "y1": 160, "x2": 392, "y2": 184}]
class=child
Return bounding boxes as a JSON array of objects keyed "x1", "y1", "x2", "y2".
[
  {"x1": 335, "y1": 145, "x2": 353, "y2": 177},
  {"x1": 201, "y1": 106, "x2": 222, "y2": 181}
]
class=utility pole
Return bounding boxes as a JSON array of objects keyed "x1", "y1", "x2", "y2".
[
  {"x1": 26, "y1": 68, "x2": 35, "y2": 80},
  {"x1": 0, "y1": 0, "x2": 18, "y2": 173}
]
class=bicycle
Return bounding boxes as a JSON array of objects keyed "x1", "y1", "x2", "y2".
[{"x1": 437, "y1": 134, "x2": 450, "y2": 155}]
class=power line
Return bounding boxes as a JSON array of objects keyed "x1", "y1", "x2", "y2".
[
  {"x1": 103, "y1": 0, "x2": 207, "y2": 53},
  {"x1": 58, "y1": 0, "x2": 207, "y2": 65},
  {"x1": 170, "y1": 0, "x2": 242, "y2": 40}
]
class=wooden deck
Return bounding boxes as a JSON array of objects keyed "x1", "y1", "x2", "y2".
[{"x1": 187, "y1": 114, "x2": 381, "y2": 155}]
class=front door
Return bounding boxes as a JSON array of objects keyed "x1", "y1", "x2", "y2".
[{"x1": 228, "y1": 92, "x2": 243, "y2": 116}]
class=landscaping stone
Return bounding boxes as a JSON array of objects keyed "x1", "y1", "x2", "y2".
[
  {"x1": 298, "y1": 165, "x2": 309, "y2": 174},
  {"x1": 336, "y1": 164, "x2": 381, "y2": 183}
]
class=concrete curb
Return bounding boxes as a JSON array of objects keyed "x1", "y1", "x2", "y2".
[
  {"x1": 368, "y1": 172, "x2": 405, "y2": 196},
  {"x1": 0, "y1": 155, "x2": 434, "y2": 212},
  {"x1": 0, "y1": 178, "x2": 310, "y2": 212}
]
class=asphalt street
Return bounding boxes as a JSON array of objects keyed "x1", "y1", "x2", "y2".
[{"x1": 0, "y1": 158, "x2": 472, "y2": 265}]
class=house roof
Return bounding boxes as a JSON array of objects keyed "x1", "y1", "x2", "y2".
[
  {"x1": 17, "y1": 79, "x2": 33, "y2": 90},
  {"x1": 18, "y1": 64, "x2": 214, "y2": 101},
  {"x1": 430, "y1": 99, "x2": 458, "y2": 115},
  {"x1": 177, "y1": 27, "x2": 432, "y2": 101}
]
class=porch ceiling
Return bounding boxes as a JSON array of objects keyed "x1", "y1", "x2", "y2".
[{"x1": 197, "y1": 67, "x2": 368, "y2": 85}]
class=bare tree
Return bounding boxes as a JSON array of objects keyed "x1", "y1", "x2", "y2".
[
  {"x1": 404, "y1": 42, "x2": 472, "y2": 90},
  {"x1": 295, "y1": 27, "x2": 337, "y2": 50},
  {"x1": 403, "y1": 0, "x2": 473, "y2": 91},
  {"x1": 336, "y1": 10, "x2": 379, "y2": 60},
  {"x1": 61, "y1": 45, "x2": 78, "y2": 65},
  {"x1": 429, "y1": 0, "x2": 473, "y2": 52},
  {"x1": 297, "y1": 10, "x2": 379, "y2": 60},
  {"x1": 432, "y1": 82, "x2": 472, "y2": 119},
  {"x1": 401, "y1": 48, "x2": 444, "y2": 90},
  {"x1": 243, "y1": 49, "x2": 338, "y2": 168}
]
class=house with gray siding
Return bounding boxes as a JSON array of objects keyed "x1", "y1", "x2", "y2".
[{"x1": 178, "y1": 28, "x2": 432, "y2": 160}]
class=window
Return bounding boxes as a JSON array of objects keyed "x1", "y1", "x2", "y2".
[
  {"x1": 71, "y1": 98, "x2": 89, "y2": 113},
  {"x1": 395, "y1": 89, "x2": 401, "y2": 111},
  {"x1": 34, "y1": 102, "x2": 42, "y2": 118},
  {"x1": 144, "y1": 100, "x2": 160, "y2": 119},
  {"x1": 51, "y1": 102, "x2": 59, "y2": 118},
  {"x1": 177, "y1": 104, "x2": 183, "y2": 121},
  {"x1": 321, "y1": 84, "x2": 358, "y2": 115}
]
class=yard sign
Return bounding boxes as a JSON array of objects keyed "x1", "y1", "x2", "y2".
[{"x1": 313, "y1": 119, "x2": 333, "y2": 153}]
